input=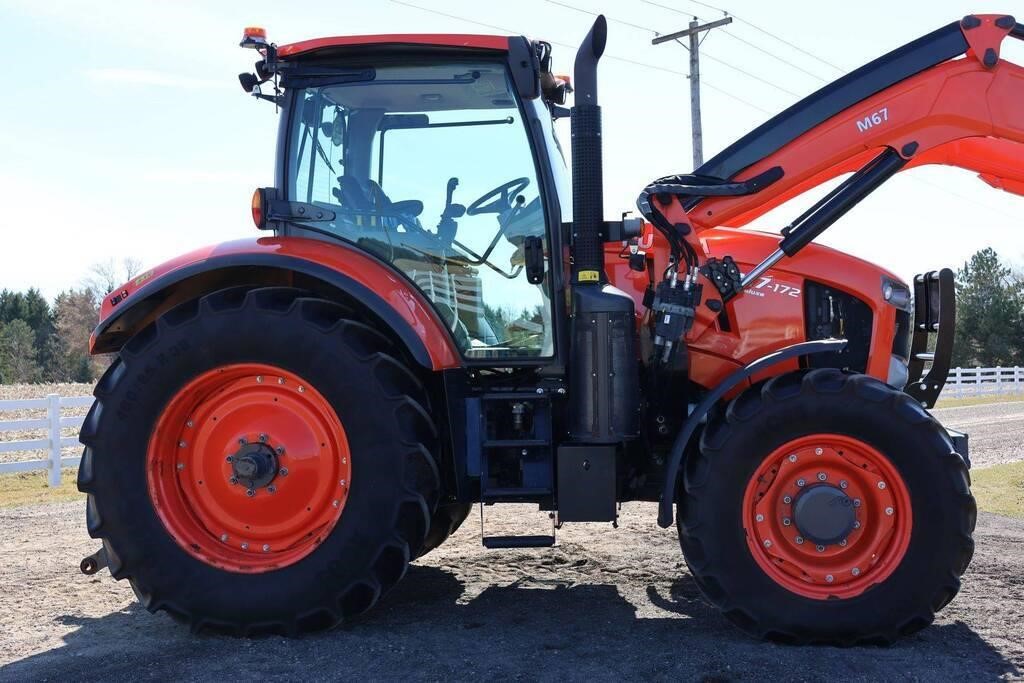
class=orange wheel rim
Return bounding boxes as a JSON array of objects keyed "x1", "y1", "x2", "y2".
[
  {"x1": 741, "y1": 434, "x2": 912, "y2": 600},
  {"x1": 147, "y1": 364, "x2": 350, "y2": 573}
]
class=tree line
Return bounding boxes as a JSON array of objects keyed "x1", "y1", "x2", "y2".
[
  {"x1": 0, "y1": 260, "x2": 141, "y2": 384},
  {"x1": 0, "y1": 250, "x2": 1020, "y2": 384}
]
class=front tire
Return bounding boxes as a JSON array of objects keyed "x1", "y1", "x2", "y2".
[
  {"x1": 679, "y1": 369, "x2": 976, "y2": 645},
  {"x1": 77, "y1": 287, "x2": 440, "y2": 634}
]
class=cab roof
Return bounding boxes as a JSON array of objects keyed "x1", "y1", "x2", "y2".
[{"x1": 277, "y1": 34, "x2": 511, "y2": 59}]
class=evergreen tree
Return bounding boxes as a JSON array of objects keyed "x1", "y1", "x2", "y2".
[{"x1": 952, "y1": 248, "x2": 1024, "y2": 367}]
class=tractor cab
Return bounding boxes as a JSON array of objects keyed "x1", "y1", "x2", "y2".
[{"x1": 242, "y1": 29, "x2": 574, "y2": 362}]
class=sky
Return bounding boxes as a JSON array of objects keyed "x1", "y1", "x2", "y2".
[{"x1": 1, "y1": 0, "x2": 1022, "y2": 300}]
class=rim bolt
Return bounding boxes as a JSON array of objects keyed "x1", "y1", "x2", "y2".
[
  {"x1": 186, "y1": 420, "x2": 194, "y2": 428},
  {"x1": 825, "y1": 574, "x2": 834, "y2": 583},
  {"x1": 796, "y1": 478, "x2": 806, "y2": 487},
  {"x1": 839, "y1": 539, "x2": 847, "y2": 546},
  {"x1": 238, "y1": 437, "x2": 247, "y2": 446},
  {"x1": 885, "y1": 506, "x2": 894, "y2": 515},
  {"x1": 267, "y1": 485, "x2": 276, "y2": 494},
  {"x1": 788, "y1": 454, "x2": 797, "y2": 463},
  {"x1": 276, "y1": 446, "x2": 285, "y2": 455},
  {"x1": 176, "y1": 462, "x2": 185, "y2": 471},
  {"x1": 279, "y1": 467, "x2": 289, "y2": 477},
  {"x1": 853, "y1": 498, "x2": 862, "y2": 507},
  {"x1": 756, "y1": 514, "x2": 764, "y2": 522},
  {"x1": 816, "y1": 544, "x2": 825, "y2": 553},
  {"x1": 241, "y1": 543, "x2": 249, "y2": 550},
  {"x1": 795, "y1": 536, "x2": 804, "y2": 545},
  {"x1": 854, "y1": 521, "x2": 861, "y2": 529},
  {"x1": 340, "y1": 479, "x2": 347, "y2": 487},
  {"x1": 852, "y1": 567, "x2": 861, "y2": 576},
  {"x1": 256, "y1": 375, "x2": 263, "y2": 383},
  {"x1": 763, "y1": 539, "x2": 772, "y2": 548},
  {"x1": 877, "y1": 481, "x2": 886, "y2": 490},
  {"x1": 246, "y1": 489, "x2": 255, "y2": 497},
  {"x1": 332, "y1": 499, "x2": 340, "y2": 508},
  {"x1": 783, "y1": 518, "x2": 792, "y2": 526},
  {"x1": 298, "y1": 385, "x2": 306, "y2": 393},
  {"x1": 262, "y1": 544, "x2": 270, "y2": 552},
  {"x1": 840, "y1": 480, "x2": 848, "y2": 489},
  {"x1": 815, "y1": 447, "x2": 823, "y2": 455},
  {"x1": 817, "y1": 472, "x2": 827, "y2": 481},
  {"x1": 220, "y1": 534, "x2": 228, "y2": 542},
  {"x1": 258, "y1": 433, "x2": 268, "y2": 443},
  {"x1": 226, "y1": 455, "x2": 234, "y2": 463},
  {"x1": 229, "y1": 476, "x2": 238, "y2": 485},
  {"x1": 178, "y1": 441, "x2": 187, "y2": 448},
  {"x1": 783, "y1": 495, "x2": 792, "y2": 504}
]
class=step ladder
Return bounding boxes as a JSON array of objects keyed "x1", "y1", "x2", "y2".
[{"x1": 478, "y1": 502, "x2": 556, "y2": 549}]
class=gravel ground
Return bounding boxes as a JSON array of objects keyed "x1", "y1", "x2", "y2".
[
  {"x1": 932, "y1": 401, "x2": 1024, "y2": 468},
  {"x1": 0, "y1": 501, "x2": 1021, "y2": 681}
]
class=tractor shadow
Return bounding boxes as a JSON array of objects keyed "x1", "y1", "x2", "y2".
[{"x1": 1, "y1": 565, "x2": 1018, "y2": 681}]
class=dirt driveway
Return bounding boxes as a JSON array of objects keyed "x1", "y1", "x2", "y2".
[{"x1": 1, "y1": 500, "x2": 1022, "y2": 681}]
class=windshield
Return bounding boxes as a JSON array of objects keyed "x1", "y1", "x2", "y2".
[{"x1": 285, "y1": 61, "x2": 553, "y2": 360}]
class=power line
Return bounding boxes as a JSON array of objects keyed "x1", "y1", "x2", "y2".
[
  {"x1": 718, "y1": 29, "x2": 830, "y2": 83},
  {"x1": 545, "y1": 0, "x2": 801, "y2": 98},
  {"x1": 390, "y1": 0, "x2": 774, "y2": 114},
  {"x1": 640, "y1": 0, "x2": 848, "y2": 75}
]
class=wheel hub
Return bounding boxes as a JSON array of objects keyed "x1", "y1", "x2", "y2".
[
  {"x1": 792, "y1": 485, "x2": 856, "y2": 545},
  {"x1": 230, "y1": 442, "x2": 279, "y2": 490}
]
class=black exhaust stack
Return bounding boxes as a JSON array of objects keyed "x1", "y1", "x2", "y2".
[{"x1": 567, "y1": 16, "x2": 640, "y2": 444}]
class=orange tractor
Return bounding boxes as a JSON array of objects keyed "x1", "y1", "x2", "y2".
[{"x1": 78, "y1": 14, "x2": 1023, "y2": 643}]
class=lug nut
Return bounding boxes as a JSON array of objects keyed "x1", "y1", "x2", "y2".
[
  {"x1": 825, "y1": 574, "x2": 834, "y2": 583},
  {"x1": 226, "y1": 455, "x2": 234, "y2": 463},
  {"x1": 246, "y1": 489, "x2": 255, "y2": 497},
  {"x1": 763, "y1": 539, "x2": 772, "y2": 548},
  {"x1": 279, "y1": 467, "x2": 289, "y2": 477},
  {"x1": 238, "y1": 437, "x2": 247, "y2": 446},
  {"x1": 853, "y1": 498, "x2": 862, "y2": 507},
  {"x1": 877, "y1": 481, "x2": 886, "y2": 490},
  {"x1": 229, "y1": 476, "x2": 238, "y2": 485},
  {"x1": 797, "y1": 478, "x2": 806, "y2": 487},
  {"x1": 795, "y1": 536, "x2": 804, "y2": 545},
  {"x1": 854, "y1": 521, "x2": 861, "y2": 529},
  {"x1": 783, "y1": 518, "x2": 792, "y2": 526},
  {"x1": 267, "y1": 485, "x2": 276, "y2": 494},
  {"x1": 816, "y1": 544, "x2": 825, "y2": 553},
  {"x1": 885, "y1": 506, "x2": 894, "y2": 516},
  {"x1": 840, "y1": 480, "x2": 848, "y2": 489},
  {"x1": 839, "y1": 539, "x2": 847, "y2": 547},
  {"x1": 259, "y1": 433, "x2": 268, "y2": 443},
  {"x1": 817, "y1": 472, "x2": 827, "y2": 481},
  {"x1": 788, "y1": 454, "x2": 797, "y2": 463},
  {"x1": 783, "y1": 495, "x2": 792, "y2": 504},
  {"x1": 276, "y1": 446, "x2": 285, "y2": 455},
  {"x1": 756, "y1": 514, "x2": 764, "y2": 522},
  {"x1": 852, "y1": 567, "x2": 861, "y2": 576}
]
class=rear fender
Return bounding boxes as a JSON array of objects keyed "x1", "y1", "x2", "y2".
[{"x1": 92, "y1": 237, "x2": 461, "y2": 370}]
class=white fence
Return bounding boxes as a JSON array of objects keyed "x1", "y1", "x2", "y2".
[
  {"x1": 1, "y1": 368, "x2": 1023, "y2": 487},
  {"x1": 944, "y1": 366, "x2": 1024, "y2": 398},
  {"x1": 0, "y1": 394, "x2": 91, "y2": 486}
]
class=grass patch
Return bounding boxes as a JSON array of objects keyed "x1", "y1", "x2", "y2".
[
  {"x1": 0, "y1": 468, "x2": 82, "y2": 508},
  {"x1": 935, "y1": 393, "x2": 1024, "y2": 408},
  {"x1": 972, "y1": 461, "x2": 1024, "y2": 519}
]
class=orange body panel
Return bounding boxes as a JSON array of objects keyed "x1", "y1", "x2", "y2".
[
  {"x1": 95, "y1": 237, "x2": 462, "y2": 370},
  {"x1": 278, "y1": 34, "x2": 509, "y2": 58}
]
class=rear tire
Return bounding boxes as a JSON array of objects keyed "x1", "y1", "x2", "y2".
[
  {"x1": 77, "y1": 286, "x2": 441, "y2": 634},
  {"x1": 418, "y1": 503, "x2": 473, "y2": 558},
  {"x1": 679, "y1": 369, "x2": 975, "y2": 645}
]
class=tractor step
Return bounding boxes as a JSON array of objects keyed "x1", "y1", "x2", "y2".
[{"x1": 482, "y1": 535, "x2": 556, "y2": 549}]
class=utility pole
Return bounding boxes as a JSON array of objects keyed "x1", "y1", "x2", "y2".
[{"x1": 652, "y1": 16, "x2": 733, "y2": 168}]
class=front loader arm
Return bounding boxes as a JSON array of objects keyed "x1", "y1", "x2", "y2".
[{"x1": 645, "y1": 14, "x2": 1024, "y2": 234}]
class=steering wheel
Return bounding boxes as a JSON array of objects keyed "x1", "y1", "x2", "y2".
[{"x1": 466, "y1": 177, "x2": 530, "y2": 216}]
